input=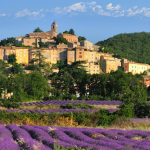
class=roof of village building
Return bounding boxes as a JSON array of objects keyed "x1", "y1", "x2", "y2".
[
  {"x1": 15, "y1": 36, "x2": 25, "y2": 40},
  {"x1": 0, "y1": 46, "x2": 30, "y2": 50},
  {"x1": 59, "y1": 33, "x2": 78, "y2": 36},
  {"x1": 124, "y1": 62, "x2": 150, "y2": 66},
  {"x1": 29, "y1": 32, "x2": 51, "y2": 37},
  {"x1": 52, "y1": 21, "x2": 57, "y2": 25}
]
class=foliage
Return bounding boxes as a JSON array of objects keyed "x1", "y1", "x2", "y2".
[
  {"x1": 96, "y1": 32, "x2": 150, "y2": 64},
  {"x1": 60, "y1": 103, "x2": 95, "y2": 109},
  {"x1": 69, "y1": 29, "x2": 75, "y2": 35},
  {"x1": 33, "y1": 27, "x2": 43, "y2": 33},
  {"x1": 117, "y1": 82, "x2": 147, "y2": 118},
  {"x1": 8, "y1": 54, "x2": 17, "y2": 64},
  {"x1": 63, "y1": 30, "x2": 69, "y2": 34},
  {"x1": 53, "y1": 60, "x2": 65, "y2": 69},
  {"x1": 98, "y1": 46, "x2": 113, "y2": 54},
  {"x1": 11, "y1": 63, "x2": 25, "y2": 74},
  {"x1": 0, "y1": 100, "x2": 20, "y2": 109},
  {"x1": 6, "y1": 71, "x2": 50, "y2": 102},
  {"x1": 38, "y1": 42, "x2": 44, "y2": 48},
  {"x1": 0, "y1": 37, "x2": 15, "y2": 46},
  {"x1": 56, "y1": 37, "x2": 68, "y2": 45},
  {"x1": 25, "y1": 34, "x2": 29, "y2": 37},
  {"x1": 12, "y1": 43, "x2": 31, "y2": 47},
  {"x1": 78, "y1": 36, "x2": 86, "y2": 42}
]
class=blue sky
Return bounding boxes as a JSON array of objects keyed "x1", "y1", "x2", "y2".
[{"x1": 1, "y1": 0, "x2": 150, "y2": 44}]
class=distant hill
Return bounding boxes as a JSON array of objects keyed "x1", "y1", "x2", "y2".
[{"x1": 96, "y1": 32, "x2": 150, "y2": 64}]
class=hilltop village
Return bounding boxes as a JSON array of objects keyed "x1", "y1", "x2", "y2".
[{"x1": 1, "y1": 21, "x2": 150, "y2": 78}]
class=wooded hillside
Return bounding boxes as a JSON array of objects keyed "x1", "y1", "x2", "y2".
[{"x1": 96, "y1": 32, "x2": 150, "y2": 64}]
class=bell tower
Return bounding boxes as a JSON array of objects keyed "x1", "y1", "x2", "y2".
[{"x1": 51, "y1": 21, "x2": 58, "y2": 35}]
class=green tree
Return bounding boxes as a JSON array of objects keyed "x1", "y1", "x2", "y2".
[
  {"x1": 33, "y1": 27, "x2": 43, "y2": 33},
  {"x1": 8, "y1": 54, "x2": 17, "y2": 64},
  {"x1": 0, "y1": 39, "x2": 7, "y2": 46},
  {"x1": 38, "y1": 42, "x2": 45, "y2": 48},
  {"x1": 0, "y1": 60, "x2": 8, "y2": 98},
  {"x1": 11, "y1": 63, "x2": 25, "y2": 74},
  {"x1": 69, "y1": 29, "x2": 75, "y2": 35},
  {"x1": 7, "y1": 37, "x2": 15, "y2": 44},
  {"x1": 117, "y1": 83, "x2": 147, "y2": 117},
  {"x1": 78, "y1": 36, "x2": 86, "y2": 42},
  {"x1": 63, "y1": 30, "x2": 69, "y2": 34},
  {"x1": 25, "y1": 34, "x2": 29, "y2": 37},
  {"x1": 29, "y1": 49, "x2": 46, "y2": 71},
  {"x1": 56, "y1": 37, "x2": 68, "y2": 45}
]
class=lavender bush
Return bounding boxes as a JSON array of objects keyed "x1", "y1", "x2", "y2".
[{"x1": 0, "y1": 124, "x2": 150, "y2": 149}]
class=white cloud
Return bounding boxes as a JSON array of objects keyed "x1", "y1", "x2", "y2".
[
  {"x1": 112, "y1": 10, "x2": 125, "y2": 17},
  {"x1": 87, "y1": 1, "x2": 96, "y2": 6},
  {"x1": 15, "y1": 2, "x2": 150, "y2": 19},
  {"x1": 0, "y1": 14, "x2": 6, "y2": 17},
  {"x1": 133, "y1": 6, "x2": 138, "y2": 9},
  {"x1": 92, "y1": 5, "x2": 110, "y2": 16},
  {"x1": 106, "y1": 3, "x2": 121, "y2": 11},
  {"x1": 52, "y1": 2, "x2": 86, "y2": 15},
  {"x1": 126, "y1": 7, "x2": 150, "y2": 17},
  {"x1": 15, "y1": 9, "x2": 45, "y2": 19}
]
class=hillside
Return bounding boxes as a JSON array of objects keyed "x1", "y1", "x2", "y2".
[{"x1": 96, "y1": 32, "x2": 150, "y2": 64}]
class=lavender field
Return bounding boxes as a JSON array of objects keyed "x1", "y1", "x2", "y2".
[
  {"x1": 1, "y1": 124, "x2": 150, "y2": 150},
  {"x1": 0, "y1": 108, "x2": 118, "y2": 114},
  {"x1": 20, "y1": 100, "x2": 122, "y2": 106}
]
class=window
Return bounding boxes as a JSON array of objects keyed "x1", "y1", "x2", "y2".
[
  {"x1": 93, "y1": 70, "x2": 95, "y2": 72},
  {"x1": 97, "y1": 70, "x2": 99, "y2": 72},
  {"x1": 91, "y1": 57, "x2": 93, "y2": 59},
  {"x1": 132, "y1": 66, "x2": 133, "y2": 68},
  {"x1": 79, "y1": 55, "x2": 82, "y2": 58},
  {"x1": 69, "y1": 52, "x2": 71, "y2": 54},
  {"x1": 135, "y1": 70, "x2": 136, "y2": 72},
  {"x1": 11, "y1": 50, "x2": 12, "y2": 52},
  {"x1": 86, "y1": 55, "x2": 87, "y2": 58},
  {"x1": 91, "y1": 54, "x2": 93, "y2": 56},
  {"x1": 18, "y1": 54, "x2": 19, "y2": 56},
  {"x1": 142, "y1": 67, "x2": 143, "y2": 69},
  {"x1": 135, "y1": 66, "x2": 136, "y2": 68},
  {"x1": 20, "y1": 58, "x2": 22, "y2": 60},
  {"x1": 24, "y1": 54, "x2": 26, "y2": 56},
  {"x1": 144, "y1": 67, "x2": 145, "y2": 69},
  {"x1": 80, "y1": 52, "x2": 82, "y2": 54},
  {"x1": 89, "y1": 70, "x2": 91, "y2": 72}
]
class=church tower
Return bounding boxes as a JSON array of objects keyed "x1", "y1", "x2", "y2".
[{"x1": 51, "y1": 21, "x2": 58, "y2": 35}]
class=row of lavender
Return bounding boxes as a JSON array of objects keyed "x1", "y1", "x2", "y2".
[
  {"x1": 1, "y1": 124, "x2": 150, "y2": 150},
  {"x1": 20, "y1": 100, "x2": 122, "y2": 106},
  {"x1": 0, "y1": 109, "x2": 118, "y2": 113}
]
